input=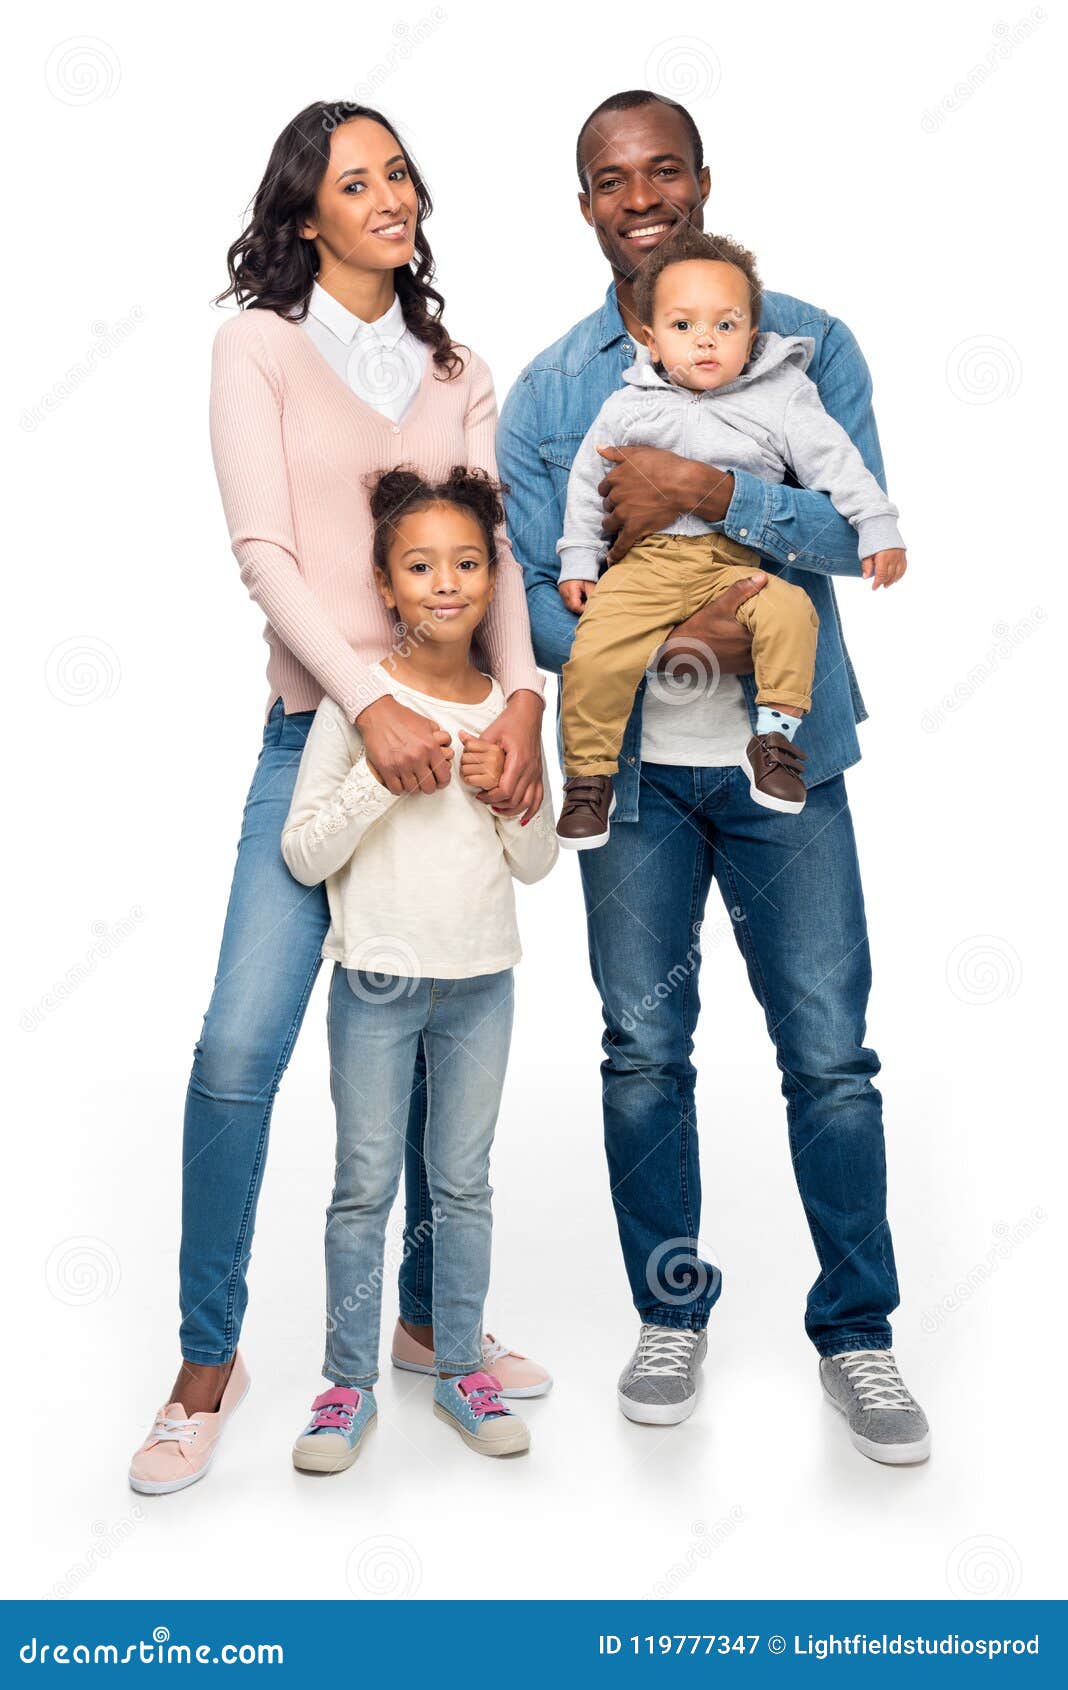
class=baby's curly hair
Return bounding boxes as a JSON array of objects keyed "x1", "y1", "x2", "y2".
[
  {"x1": 367, "y1": 466, "x2": 507, "y2": 576},
  {"x1": 633, "y1": 225, "x2": 763, "y2": 330}
]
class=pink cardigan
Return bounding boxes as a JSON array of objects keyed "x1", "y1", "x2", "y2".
[{"x1": 209, "y1": 309, "x2": 543, "y2": 724}]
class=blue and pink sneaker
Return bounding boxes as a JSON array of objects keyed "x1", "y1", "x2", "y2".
[
  {"x1": 292, "y1": 1386, "x2": 377, "y2": 1474},
  {"x1": 433, "y1": 1371, "x2": 531, "y2": 1458}
]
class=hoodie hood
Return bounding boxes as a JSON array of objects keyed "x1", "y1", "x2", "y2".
[{"x1": 622, "y1": 331, "x2": 815, "y2": 394}]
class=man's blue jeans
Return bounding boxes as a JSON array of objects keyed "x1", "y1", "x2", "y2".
[
  {"x1": 575, "y1": 760, "x2": 899, "y2": 1355},
  {"x1": 179, "y1": 700, "x2": 440, "y2": 1364}
]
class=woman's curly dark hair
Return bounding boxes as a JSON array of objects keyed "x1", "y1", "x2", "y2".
[
  {"x1": 214, "y1": 100, "x2": 465, "y2": 378},
  {"x1": 368, "y1": 467, "x2": 507, "y2": 576}
]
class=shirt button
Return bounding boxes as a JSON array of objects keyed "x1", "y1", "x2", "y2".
[
  {"x1": 627, "y1": 756, "x2": 636, "y2": 764},
  {"x1": 391, "y1": 425, "x2": 401, "y2": 435},
  {"x1": 787, "y1": 552, "x2": 797, "y2": 562},
  {"x1": 738, "y1": 528, "x2": 748, "y2": 538}
]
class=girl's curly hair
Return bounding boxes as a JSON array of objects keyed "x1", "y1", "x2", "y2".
[
  {"x1": 368, "y1": 467, "x2": 508, "y2": 575},
  {"x1": 214, "y1": 100, "x2": 465, "y2": 378},
  {"x1": 633, "y1": 224, "x2": 763, "y2": 329}
]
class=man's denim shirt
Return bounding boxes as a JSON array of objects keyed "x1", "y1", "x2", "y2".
[{"x1": 498, "y1": 283, "x2": 888, "y2": 820}]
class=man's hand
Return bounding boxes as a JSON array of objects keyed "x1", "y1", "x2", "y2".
[
  {"x1": 558, "y1": 579, "x2": 597, "y2": 614},
  {"x1": 862, "y1": 548, "x2": 908, "y2": 590},
  {"x1": 458, "y1": 732, "x2": 506, "y2": 792},
  {"x1": 475, "y1": 688, "x2": 545, "y2": 822},
  {"x1": 654, "y1": 574, "x2": 766, "y2": 678},
  {"x1": 355, "y1": 694, "x2": 454, "y2": 795},
  {"x1": 597, "y1": 445, "x2": 735, "y2": 565}
]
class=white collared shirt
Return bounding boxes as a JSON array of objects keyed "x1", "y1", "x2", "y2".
[{"x1": 302, "y1": 281, "x2": 428, "y2": 423}]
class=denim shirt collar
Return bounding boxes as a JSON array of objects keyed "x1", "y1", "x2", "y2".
[{"x1": 594, "y1": 282, "x2": 630, "y2": 352}]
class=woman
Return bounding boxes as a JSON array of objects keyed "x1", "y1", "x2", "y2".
[{"x1": 130, "y1": 101, "x2": 551, "y2": 1495}]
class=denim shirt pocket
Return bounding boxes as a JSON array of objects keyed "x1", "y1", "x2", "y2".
[{"x1": 537, "y1": 434, "x2": 586, "y2": 504}]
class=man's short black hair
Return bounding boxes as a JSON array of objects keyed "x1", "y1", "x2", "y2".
[{"x1": 575, "y1": 89, "x2": 704, "y2": 190}]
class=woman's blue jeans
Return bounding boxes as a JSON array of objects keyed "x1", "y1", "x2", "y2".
[{"x1": 179, "y1": 701, "x2": 439, "y2": 1364}]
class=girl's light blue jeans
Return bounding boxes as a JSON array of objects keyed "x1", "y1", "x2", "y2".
[{"x1": 324, "y1": 964, "x2": 513, "y2": 1385}]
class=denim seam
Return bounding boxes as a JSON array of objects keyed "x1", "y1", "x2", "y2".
[
  {"x1": 637, "y1": 1304, "x2": 711, "y2": 1331},
  {"x1": 818, "y1": 1335, "x2": 892, "y2": 1358},
  {"x1": 323, "y1": 1367, "x2": 379, "y2": 1388},
  {"x1": 676, "y1": 799, "x2": 711, "y2": 1258},
  {"x1": 220, "y1": 943, "x2": 324, "y2": 1354},
  {"x1": 409, "y1": 1035, "x2": 432, "y2": 1318},
  {"x1": 714, "y1": 849, "x2": 837, "y2": 1294}
]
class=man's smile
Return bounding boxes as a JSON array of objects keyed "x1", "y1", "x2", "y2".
[{"x1": 621, "y1": 219, "x2": 677, "y2": 246}]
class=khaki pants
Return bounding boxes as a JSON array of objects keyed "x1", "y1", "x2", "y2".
[{"x1": 561, "y1": 532, "x2": 819, "y2": 777}]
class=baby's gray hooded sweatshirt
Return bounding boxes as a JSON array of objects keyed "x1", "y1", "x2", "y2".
[{"x1": 556, "y1": 333, "x2": 903, "y2": 583}]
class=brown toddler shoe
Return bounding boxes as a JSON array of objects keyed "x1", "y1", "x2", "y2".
[
  {"x1": 557, "y1": 775, "x2": 616, "y2": 849},
  {"x1": 742, "y1": 733, "x2": 807, "y2": 815}
]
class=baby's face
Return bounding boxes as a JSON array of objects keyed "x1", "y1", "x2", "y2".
[{"x1": 642, "y1": 259, "x2": 758, "y2": 392}]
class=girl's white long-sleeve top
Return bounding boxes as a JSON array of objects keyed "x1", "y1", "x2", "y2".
[{"x1": 281, "y1": 665, "x2": 558, "y2": 979}]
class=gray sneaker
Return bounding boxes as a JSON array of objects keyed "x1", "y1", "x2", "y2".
[
  {"x1": 820, "y1": 1349, "x2": 931, "y2": 1465},
  {"x1": 618, "y1": 1325, "x2": 707, "y2": 1425}
]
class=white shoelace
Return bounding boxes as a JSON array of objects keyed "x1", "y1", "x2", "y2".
[
  {"x1": 630, "y1": 1326, "x2": 699, "y2": 1381},
  {"x1": 151, "y1": 1414, "x2": 201, "y2": 1445},
  {"x1": 836, "y1": 1350, "x2": 915, "y2": 1411},
  {"x1": 482, "y1": 1337, "x2": 510, "y2": 1367}
]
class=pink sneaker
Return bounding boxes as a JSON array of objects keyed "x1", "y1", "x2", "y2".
[
  {"x1": 128, "y1": 1353, "x2": 250, "y2": 1495},
  {"x1": 390, "y1": 1321, "x2": 552, "y2": 1398}
]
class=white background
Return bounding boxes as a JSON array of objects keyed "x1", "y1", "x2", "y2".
[{"x1": 9, "y1": 0, "x2": 1063, "y2": 1605}]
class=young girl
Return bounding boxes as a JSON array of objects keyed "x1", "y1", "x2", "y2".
[{"x1": 281, "y1": 468, "x2": 557, "y2": 1467}]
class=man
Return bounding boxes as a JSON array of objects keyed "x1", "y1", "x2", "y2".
[{"x1": 498, "y1": 90, "x2": 930, "y2": 1464}]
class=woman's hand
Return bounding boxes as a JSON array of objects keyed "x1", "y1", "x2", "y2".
[
  {"x1": 355, "y1": 695, "x2": 454, "y2": 795},
  {"x1": 475, "y1": 689, "x2": 545, "y2": 822}
]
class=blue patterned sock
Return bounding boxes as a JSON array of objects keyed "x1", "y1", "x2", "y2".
[{"x1": 756, "y1": 706, "x2": 802, "y2": 742}]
